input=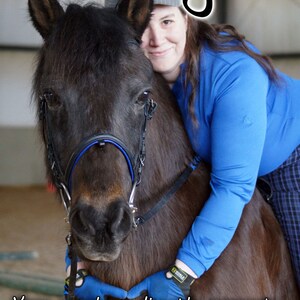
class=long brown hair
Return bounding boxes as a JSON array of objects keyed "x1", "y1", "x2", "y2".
[{"x1": 182, "y1": 14, "x2": 280, "y2": 124}]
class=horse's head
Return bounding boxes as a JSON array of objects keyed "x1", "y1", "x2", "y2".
[{"x1": 29, "y1": 0, "x2": 158, "y2": 261}]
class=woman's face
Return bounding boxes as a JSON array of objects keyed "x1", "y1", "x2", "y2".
[{"x1": 141, "y1": 6, "x2": 187, "y2": 84}]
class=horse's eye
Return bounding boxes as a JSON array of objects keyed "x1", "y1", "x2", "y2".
[
  {"x1": 136, "y1": 90, "x2": 150, "y2": 106},
  {"x1": 43, "y1": 89, "x2": 62, "y2": 110}
]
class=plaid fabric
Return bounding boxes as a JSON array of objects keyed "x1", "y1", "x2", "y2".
[{"x1": 262, "y1": 145, "x2": 300, "y2": 287}]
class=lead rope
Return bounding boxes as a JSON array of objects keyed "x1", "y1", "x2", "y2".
[{"x1": 66, "y1": 233, "x2": 77, "y2": 300}]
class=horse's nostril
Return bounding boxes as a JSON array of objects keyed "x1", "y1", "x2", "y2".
[
  {"x1": 110, "y1": 207, "x2": 125, "y2": 233},
  {"x1": 71, "y1": 207, "x2": 96, "y2": 236},
  {"x1": 109, "y1": 202, "x2": 131, "y2": 236},
  {"x1": 79, "y1": 210, "x2": 96, "y2": 235}
]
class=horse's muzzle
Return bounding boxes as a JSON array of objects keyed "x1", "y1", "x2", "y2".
[{"x1": 69, "y1": 199, "x2": 132, "y2": 261}]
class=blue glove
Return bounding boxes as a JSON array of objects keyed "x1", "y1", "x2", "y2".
[
  {"x1": 64, "y1": 271, "x2": 127, "y2": 300},
  {"x1": 64, "y1": 248, "x2": 127, "y2": 300},
  {"x1": 127, "y1": 270, "x2": 186, "y2": 300}
]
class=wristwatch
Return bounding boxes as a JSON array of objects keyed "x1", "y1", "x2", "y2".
[
  {"x1": 65, "y1": 269, "x2": 88, "y2": 288},
  {"x1": 168, "y1": 265, "x2": 195, "y2": 297}
]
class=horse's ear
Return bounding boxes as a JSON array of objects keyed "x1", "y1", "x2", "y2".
[
  {"x1": 117, "y1": 0, "x2": 153, "y2": 37},
  {"x1": 28, "y1": 0, "x2": 64, "y2": 39}
]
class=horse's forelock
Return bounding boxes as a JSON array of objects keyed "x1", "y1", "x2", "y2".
[{"x1": 46, "y1": 4, "x2": 133, "y2": 82}]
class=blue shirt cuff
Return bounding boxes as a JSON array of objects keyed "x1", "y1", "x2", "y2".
[{"x1": 177, "y1": 249, "x2": 206, "y2": 278}]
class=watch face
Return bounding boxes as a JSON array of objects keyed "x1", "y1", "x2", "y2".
[{"x1": 170, "y1": 266, "x2": 188, "y2": 283}]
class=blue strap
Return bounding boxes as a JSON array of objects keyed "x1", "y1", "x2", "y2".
[{"x1": 66, "y1": 137, "x2": 136, "y2": 191}]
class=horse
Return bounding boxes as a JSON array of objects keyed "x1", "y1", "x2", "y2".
[{"x1": 28, "y1": 0, "x2": 299, "y2": 298}]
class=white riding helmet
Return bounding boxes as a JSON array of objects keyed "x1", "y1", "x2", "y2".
[{"x1": 105, "y1": 0, "x2": 182, "y2": 8}]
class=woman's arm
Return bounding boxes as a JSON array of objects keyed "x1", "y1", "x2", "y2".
[{"x1": 177, "y1": 57, "x2": 269, "y2": 277}]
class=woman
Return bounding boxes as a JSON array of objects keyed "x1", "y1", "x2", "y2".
[
  {"x1": 65, "y1": 0, "x2": 300, "y2": 299},
  {"x1": 129, "y1": 1, "x2": 300, "y2": 297}
]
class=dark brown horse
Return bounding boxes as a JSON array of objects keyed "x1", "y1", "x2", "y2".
[{"x1": 28, "y1": 0, "x2": 298, "y2": 298}]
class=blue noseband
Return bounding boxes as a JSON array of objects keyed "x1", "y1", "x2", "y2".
[{"x1": 65, "y1": 134, "x2": 136, "y2": 192}]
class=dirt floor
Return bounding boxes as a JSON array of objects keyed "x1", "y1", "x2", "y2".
[{"x1": 0, "y1": 186, "x2": 68, "y2": 300}]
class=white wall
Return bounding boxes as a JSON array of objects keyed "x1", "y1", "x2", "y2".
[
  {"x1": 0, "y1": 50, "x2": 37, "y2": 127},
  {"x1": 0, "y1": 0, "x2": 105, "y2": 47},
  {"x1": 0, "y1": 0, "x2": 42, "y2": 47},
  {"x1": 0, "y1": 50, "x2": 46, "y2": 185},
  {"x1": 226, "y1": 0, "x2": 300, "y2": 54}
]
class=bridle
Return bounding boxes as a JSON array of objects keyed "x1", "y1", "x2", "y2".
[
  {"x1": 39, "y1": 89, "x2": 200, "y2": 299},
  {"x1": 39, "y1": 90, "x2": 156, "y2": 224}
]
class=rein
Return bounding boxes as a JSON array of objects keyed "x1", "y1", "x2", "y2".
[
  {"x1": 39, "y1": 90, "x2": 200, "y2": 299},
  {"x1": 134, "y1": 155, "x2": 201, "y2": 226}
]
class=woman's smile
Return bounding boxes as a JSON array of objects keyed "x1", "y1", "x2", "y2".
[{"x1": 141, "y1": 6, "x2": 187, "y2": 84}]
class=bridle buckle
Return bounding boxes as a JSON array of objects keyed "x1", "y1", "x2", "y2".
[{"x1": 59, "y1": 182, "x2": 71, "y2": 222}]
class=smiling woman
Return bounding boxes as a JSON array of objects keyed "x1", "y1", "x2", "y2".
[
  {"x1": 138, "y1": 0, "x2": 300, "y2": 295},
  {"x1": 141, "y1": 5, "x2": 188, "y2": 84}
]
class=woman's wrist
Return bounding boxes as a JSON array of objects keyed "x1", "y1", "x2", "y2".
[
  {"x1": 166, "y1": 259, "x2": 197, "y2": 279},
  {"x1": 174, "y1": 259, "x2": 197, "y2": 278},
  {"x1": 66, "y1": 262, "x2": 87, "y2": 287}
]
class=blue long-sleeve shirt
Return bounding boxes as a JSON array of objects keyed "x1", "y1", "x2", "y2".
[{"x1": 172, "y1": 43, "x2": 300, "y2": 277}]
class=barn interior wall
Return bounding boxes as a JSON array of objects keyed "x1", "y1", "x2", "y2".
[{"x1": 0, "y1": 49, "x2": 46, "y2": 186}]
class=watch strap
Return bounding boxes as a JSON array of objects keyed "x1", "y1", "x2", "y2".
[
  {"x1": 168, "y1": 265, "x2": 195, "y2": 298},
  {"x1": 65, "y1": 269, "x2": 88, "y2": 288}
]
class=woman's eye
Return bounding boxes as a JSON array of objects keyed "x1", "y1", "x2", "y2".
[{"x1": 162, "y1": 19, "x2": 174, "y2": 26}]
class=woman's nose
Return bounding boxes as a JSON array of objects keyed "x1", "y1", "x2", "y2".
[{"x1": 148, "y1": 26, "x2": 164, "y2": 47}]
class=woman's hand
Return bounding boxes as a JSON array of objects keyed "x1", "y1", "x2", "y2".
[
  {"x1": 127, "y1": 270, "x2": 188, "y2": 300},
  {"x1": 64, "y1": 248, "x2": 127, "y2": 299},
  {"x1": 64, "y1": 271, "x2": 127, "y2": 300}
]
